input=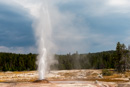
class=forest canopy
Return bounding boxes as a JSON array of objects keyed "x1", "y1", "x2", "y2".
[{"x1": 0, "y1": 42, "x2": 130, "y2": 73}]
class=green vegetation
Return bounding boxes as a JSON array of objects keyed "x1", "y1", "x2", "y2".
[
  {"x1": 0, "y1": 42, "x2": 130, "y2": 73},
  {"x1": 0, "y1": 53, "x2": 37, "y2": 71},
  {"x1": 54, "y1": 50, "x2": 116, "y2": 70},
  {"x1": 102, "y1": 69, "x2": 113, "y2": 76},
  {"x1": 115, "y1": 42, "x2": 130, "y2": 72}
]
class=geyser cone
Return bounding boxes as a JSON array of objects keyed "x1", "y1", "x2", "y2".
[{"x1": 33, "y1": 79, "x2": 49, "y2": 83}]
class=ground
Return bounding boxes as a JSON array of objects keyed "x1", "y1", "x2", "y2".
[{"x1": 0, "y1": 69, "x2": 130, "y2": 87}]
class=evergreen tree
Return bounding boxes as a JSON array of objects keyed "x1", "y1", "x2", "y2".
[{"x1": 115, "y1": 42, "x2": 129, "y2": 72}]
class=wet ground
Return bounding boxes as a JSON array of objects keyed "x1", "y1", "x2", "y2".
[
  {"x1": 0, "y1": 81, "x2": 117, "y2": 87},
  {"x1": 0, "y1": 69, "x2": 130, "y2": 87}
]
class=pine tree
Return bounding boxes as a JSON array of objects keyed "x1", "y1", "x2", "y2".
[{"x1": 115, "y1": 42, "x2": 129, "y2": 72}]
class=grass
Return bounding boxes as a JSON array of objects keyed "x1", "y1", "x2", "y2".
[{"x1": 0, "y1": 69, "x2": 130, "y2": 83}]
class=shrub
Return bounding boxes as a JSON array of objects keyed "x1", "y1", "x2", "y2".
[{"x1": 102, "y1": 69, "x2": 113, "y2": 76}]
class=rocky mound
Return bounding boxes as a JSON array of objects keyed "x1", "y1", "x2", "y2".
[{"x1": 33, "y1": 79, "x2": 49, "y2": 83}]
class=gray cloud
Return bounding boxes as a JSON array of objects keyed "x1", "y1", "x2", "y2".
[
  {"x1": 0, "y1": 0, "x2": 130, "y2": 53},
  {"x1": 0, "y1": 3, "x2": 35, "y2": 48}
]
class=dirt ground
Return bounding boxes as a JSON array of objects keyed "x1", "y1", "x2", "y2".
[
  {"x1": 0, "y1": 81, "x2": 118, "y2": 87},
  {"x1": 0, "y1": 69, "x2": 130, "y2": 87}
]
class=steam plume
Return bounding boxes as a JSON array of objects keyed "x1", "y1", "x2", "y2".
[
  {"x1": 32, "y1": 0, "x2": 54, "y2": 80},
  {"x1": 11, "y1": 0, "x2": 55, "y2": 80}
]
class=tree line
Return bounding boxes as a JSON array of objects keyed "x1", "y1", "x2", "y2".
[
  {"x1": 54, "y1": 42, "x2": 130, "y2": 73},
  {"x1": 0, "y1": 42, "x2": 130, "y2": 73},
  {"x1": 0, "y1": 53, "x2": 36, "y2": 71}
]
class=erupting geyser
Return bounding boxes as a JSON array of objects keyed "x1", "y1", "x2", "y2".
[
  {"x1": 38, "y1": 48, "x2": 47, "y2": 80},
  {"x1": 11, "y1": 0, "x2": 55, "y2": 80},
  {"x1": 33, "y1": 0, "x2": 53, "y2": 80}
]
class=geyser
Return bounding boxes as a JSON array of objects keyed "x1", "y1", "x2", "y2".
[
  {"x1": 38, "y1": 48, "x2": 47, "y2": 80},
  {"x1": 29, "y1": 0, "x2": 54, "y2": 80},
  {"x1": 35, "y1": 0, "x2": 52, "y2": 80},
  {"x1": 9, "y1": 0, "x2": 55, "y2": 80}
]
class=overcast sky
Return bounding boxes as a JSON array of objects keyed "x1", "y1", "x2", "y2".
[{"x1": 0, "y1": 0, "x2": 130, "y2": 54}]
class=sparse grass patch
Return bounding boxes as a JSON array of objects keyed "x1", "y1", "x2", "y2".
[
  {"x1": 102, "y1": 69, "x2": 114, "y2": 76},
  {"x1": 61, "y1": 72, "x2": 76, "y2": 77},
  {"x1": 124, "y1": 71, "x2": 130, "y2": 78}
]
